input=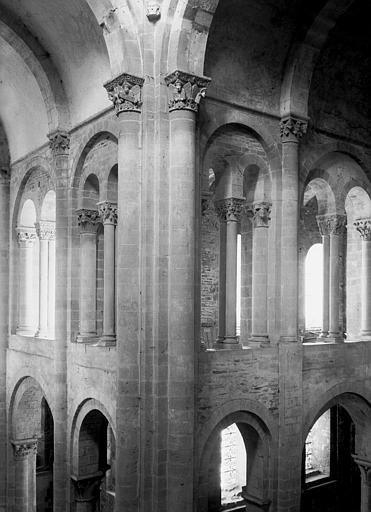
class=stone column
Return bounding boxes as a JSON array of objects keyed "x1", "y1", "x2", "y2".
[
  {"x1": 16, "y1": 228, "x2": 37, "y2": 336},
  {"x1": 76, "y1": 209, "x2": 100, "y2": 342},
  {"x1": 316, "y1": 215, "x2": 331, "y2": 339},
  {"x1": 11, "y1": 438, "x2": 38, "y2": 512},
  {"x1": 249, "y1": 202, "x2": 271, "y2": 345},
  {"x1": 327, "y1": 214, "x2": 346, "y2": 342},
  {"x1": 352, "y1": 456, "x2": 371, "y2": 512},
  {"x1": 215, "y1": 198, "x2": 244, "y2": 348},
  {"x1": 165, "y1": 70, "x2": 210, "y2": 510},
  {"x1": 104, "y1": 73, "x2": 144, "y2": 511},
  {"x1": 35, "y1": 221, "x2": 55, "y2": 338},
  {"x1": 48, "y1": 130, "x2": 70, "y2": 512},
  {"x1": 279, "y1": 116, "x2": 307, "y2": 341},
  {"x1": 354, "y1": 218, "x2": 371, "y2": 340},
  {"x1": 97, "y1": 201, "x2": 117, "y2": 346},
  {"x1": 71, "y1": 472, "x2": 105, "y2": 512}
]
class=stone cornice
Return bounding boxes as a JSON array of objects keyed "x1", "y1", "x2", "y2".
[
  {"x1": 316, "y1": 213, "x2": 346, "y2": 236},
  {"x1": 76, "y1": 209, "x2": 100, "y2": 234},
  {"x1": 16, "y1": 227, "x2": 37, "y2": 246},
  {"x1": 280, "y1": 116, "x2": 308, "y2": 143},
  {"x1": 104, "y1": 73, "x2": 144, "y2": 115},
  {"x1": 165, "y1": 70, "x2": 211, "y2": 113},
  {"x1": 97, "y1": 201, "x2": 118, "y2": 225},
  {"x1": 35, "y1": 220, "x2": 56, "y2": 241},
  {"x1": 48, "y1": 131, "x2": 70, "y2": 156},
  {"x1": 214, "y1": 197, "x2": 245, "y2": 222},
  {"x1": 251, "y1": 202, "x2": 272, "y2": 228},
  {"x1": 11, "y1": 438, "x2": 38, "y2": 459},
  {"x1": 354, "y1": 218, "x2": 371, "y2": 241}
]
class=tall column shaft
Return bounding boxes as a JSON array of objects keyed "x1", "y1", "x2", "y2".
[
  {"x1": 353, "y1": 457, "x2": 371, "y2": 512},
  {"x1": 218, "y1": 221, "x2": 227, "y2": 341},
  {"x1": 104, "y1": 72, "x2": 145, "y2": 512},
  {"x1": 354, "y1": 218, "x2": 371, "y2": 339},
  {"x1": 98, "y1": 201, "x2": 117, "y2": 345},
  {"x1": 322, "y1": 234, "x2": 330, "y2": 337},
  {"x1": 215, "y1": 198, "x2": 244, "y2": 348},
  {"x1": 250, "y1": 202, "x2": 271, "y2": 344},
  {"x1": 16, "y1": 229, "x2": 37, "y2": 336},
  {"x1": 0, "y1": 171, "x2": 9, "y2": 509},
  {"x1": 35, "y1": 221, "x2": 55, "y2": 338},
  {"x1": 48, "y1": 131, "x2": 70, "y2": 512},
  {"x1": 279, "y1": 117, "x2": 307, "y2": 342},
  {"x1": 165, "y1": 70, "x2": 210, "y2": 511},
  {"x1": 11, "y1": 439, "x2": 38, "y2": 512},
  {"x1": 76, "y1": 209, "x2": 99, "y2": 342}
]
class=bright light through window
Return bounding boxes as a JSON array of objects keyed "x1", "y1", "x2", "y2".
[
  {"x1": 305, "y1": 409, "x2": 331, "y2": 482},
  {"x1": 305, "y1": 243, "x2": 323, "y2": 331},
  {"x1": 220, "y1": 423, "x2": 246, "y2": 505}
]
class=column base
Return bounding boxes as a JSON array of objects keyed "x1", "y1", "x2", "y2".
[
  {"x1": 248, "y1": 335, "x2": 270, "y2": 347},
  {"x1": 34, "y1": 329, "x2": 49, "y2": 339},
  {"x1": 326, "y1": 333, "x2": 344, "y2": 343},
  {"x1": 76, "y1": 333, "x2": 99, "y2": 344},
  {"x1": 279, "y1": 335, "x2": 298, "y2": 342},
  {"x1": 95, "y1": 335, "x2": 116, "y2": 347},
  {"x1": 16, "y1": 327, "x2": 36, "y2": 337},
  {"x1": 215, "y1": 337, "x2": 241, "y2": 350},
  {"x1": 318, "y1": 331, "x2": 329, "y2": 338},
  {"x1": 360, "y1": 332, "x2": 371, "y2": 341}
]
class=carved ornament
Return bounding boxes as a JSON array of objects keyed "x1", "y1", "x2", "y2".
[
  {"x1": 16, "y1": 227, "x2": 37, "y2": 247},
  {"x1": 214, "y1": 197, "x2": 245, "y2": 223},
  {"x1": 165, "y1": 70, "x2": 211, "y2": 113},
  {"x1": 35, "y1": 221, "x2": 56, "y2": 241},
  {"x1": 76, "y1": 209, "x2": 100, "y2": 234},
  {"x1": 354, "y1": 218, "x2": 371, "y2": 241},
  {"x1": 146, "y1": 1, "x2": 161, "y2": 21},
  {"x1": 48, "y1": 131, "x2": 70, "y2": 156},
  {"x1": 316, "y1": 214, "x2": 346, "y2": 236},
  {"x1": 280, "y1": 116, "x2": 307, "y2": 143},
  {"x1": 251, "y1": 202, "x2": 272, "y2": 228},
  {"x1": 104, "y1": 73, "x2": 144, "y2": 115},
  {"x1": 352, "y1": 455, "x2": 371, "y2": 483},
  {"x1": 11, "y1": 439, "x2": 38, "y2": 459},
  {"x1": 71, "y1": 469, "x2": 108, "y2": 501},
  {"x1": 98, "y1": 201, "x2": 118, "y2": 225}
]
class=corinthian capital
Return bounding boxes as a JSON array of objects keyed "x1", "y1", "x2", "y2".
[
  {"x1": 165, "y1": 70, "x2": 211, "y2": 112},
  {"x1": 48, "y1": 131, "x2": 70, "y2": 156},
  {"x1": 316, "y1": 213, "x2": 346, "y2": 236},
  {"x1": 215, "y1": 197, "x2": 245, "y2": 222},
  {"x1": 11, "y1": 439, "x2": 38, "y2": 460},
  {"x1": 354, "y1": 218, "x2": 371, "y2": 241},
  {"x1": 280, "y1": 116, "x2": 307, "y2": 143},
  {"x1": 251, "y1": 202, "x2": 272, "y2": 228},
  {"x1": 16, "y1": 227, "x2": 37, "y2": 247},
  {"x1": 104, "y1": 73, "x2": 144, "y2": 115},
  {"x1": 35, "y1": 221, "x2": 56, "y2": 241},
  {"x1": 76, "y1": 209, "x2": 100, "y2": 234},
  {"x1": 97, "y1": 201, "x2": 118, "y2": 225}
]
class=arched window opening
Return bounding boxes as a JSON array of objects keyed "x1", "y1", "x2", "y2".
[
  {"x1": 36, "y1": 398, "x2": 54, "y2": 512},
  {"x1": 305, "y1": 409, "x2": 330, "y2": 482},
  {"x1": 220, "y1": 423, "x2": 246, "y2": 507},
  {"x1": 74, "y1": 410, "x2": 115, "y2": 511},
  {"x1": 305, "y1": 243, "x2": 323, "y2": 332},
  {"x1": 302, "y1": 405, "x2": 361, "y2": 511},
  {"x1": 16, "y1": 199, "x2": 38, "y2": 336}
]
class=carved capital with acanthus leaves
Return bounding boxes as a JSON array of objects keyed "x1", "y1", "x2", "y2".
[
  {"x1": 11, "y1": 439, "x2": 38, "y2": 460},
  {"x1": 354, "y1": 218, "x2": 371, "y2": 241},
  {"x1": 35, "y1": 221, "x2": 56, "y2": 241},
  {"x1": 97, "y1": 201, "x2": 118, "y2": 225},
  {"x1": 165, "y1": 70, "x2": 211, "y2": 113},
  {"x1": 280, "y1": 116, "x2": 307, "y2": 143},
  {"x1": 16, "y1": 227, "x2": 37, "y2": 247},
  {"x1": 251, "y1": 202, "x2": 272, "y2": 228},
  {"x1": 215, "y1": 197, "x2": 245, "y2": 223},
  {"x1": 76, "y1": 209, "x2": 100, "y2": 234},
  {"x1": 316, "y1": 213, "x2": 346, "y2": 236},
  {"x1": 48, "y1": 131, "x2": 70, "y2": 156},
  {"x1": 104, "y1": 73, "x2": 144, "y2": 115}
]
